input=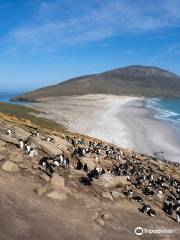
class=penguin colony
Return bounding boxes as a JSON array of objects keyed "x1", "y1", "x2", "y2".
[{"x1": 3, "y1": 126, "x2": 180, "y2": 223}]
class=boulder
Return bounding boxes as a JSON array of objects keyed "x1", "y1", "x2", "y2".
[
  {"x1": 47, "y1": 191, "x2": 67, "y2": 201},
  {"x1": 100, "y1": 174, "x2": 130, "y2": 188},
  {"x1": 51, "y1": 173, "x2": 65, "y2": 188},
  {"x1": 1, "y1": 161, "x2": 20, "y2": 172}
]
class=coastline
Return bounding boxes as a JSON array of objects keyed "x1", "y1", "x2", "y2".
[{"x1": 24, "y1": 94, "x2": 180, "y2": 163}]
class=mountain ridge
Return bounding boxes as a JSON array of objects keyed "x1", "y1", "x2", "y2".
[{"x1": 12, "y1": 65, "x2": 180, "y2": 101}]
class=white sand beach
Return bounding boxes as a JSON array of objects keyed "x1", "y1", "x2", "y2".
[{"x1": 28, "y1": 94, "x2": 180, "y2": 162}]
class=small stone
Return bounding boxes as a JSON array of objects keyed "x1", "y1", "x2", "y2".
[
  {"x1": 51, "y1": 173, "x2": 65, "y2": 188},
  {"x1": 47, "y1": 191, "x2": 67, "y2": 201},
  {"x1": 95, "y1": 218, "x2": 104, "y2": 226},
  {"x1": 102, "y1": 191, "x2": 113, "y2": 201},
  {"x1": 34, "y1": 186, "x2": 48, "y2": 197},
  {"x1": 1, "y1": 161, "x2": 20, "y2": 172}
]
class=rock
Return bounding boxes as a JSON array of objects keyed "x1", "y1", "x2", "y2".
[
  {"x1": 13, "y1": 126, "x2": 31, "y2": 140},
  {"x1": 102, "y1": 213, "x2": 112, "y2": 220},
  {"x1": 51, "y1": 173, "x2": 65, "y2": 188},
  {"x1": 102, "y1": 191, "x2": 113, "y2": 201},
  {"x1": 10, "y1": 153, "x2": 24, "y2": 163},
  {"x1": 0, "y1": 135, "x2": 19, "y2": 145},
  {"x1": 40, "y1": 172, "x2": 51, "y2": 182},
  {"x1": 111, "y1": 190, "x2": 125, "y2": 199},
  {"x1": 30, "y1": 136, "x2": 61, "y2": 155},
  {"x1": 0, "y1": 155, "x2": 5, "y2": 161},
  {"x1": 100, "y1": 174, "x2": 130, "y2": 188},
  {"x1": 1, "y1": 161, "x2": 20, "y2": 172},
  {"x1": 0, "y1": 139, "x2": 6, "y2": 147},
  {"x1": 34, "y1": 186, "x2": 48, "y2": 196},
  {"x1": 18, "y1": 163, "x2": 29, "y2": 169},
  {"x1": 47, "y1": 191, "x2": 67, "y2": 201},
  {"x1": 95, "y1": 218, "x2": 104, "y2": 226},
  {"x1": 32, "y1": 164, "x2": 39, "y2": 169}
]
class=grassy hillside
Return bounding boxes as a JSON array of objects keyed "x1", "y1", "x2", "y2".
[
  {"x1": 12, "y1": 65, "x2": 180, "y2": 100},
  {"x1": 0, "y1": 102, "x2": 64, "y2": 130}
]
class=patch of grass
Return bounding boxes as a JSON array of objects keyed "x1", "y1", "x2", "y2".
[{"x1": 0, "y1": 102, "x2": 65, "y2": 131}]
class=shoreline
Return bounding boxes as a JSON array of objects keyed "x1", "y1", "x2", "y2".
[{"x1": 23, "y1": 94, "x2": 180, "y2": 163}]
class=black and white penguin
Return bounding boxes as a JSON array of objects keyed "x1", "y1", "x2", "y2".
[
  {"x1": 39, "y1": 157, "x2": 54, "y2": 175},
  {"x1": 6, "y1": 129, "x2": 12, "y2": 136},
  {"x1": 25, "y1": 144, "x2": 31, "y2": 155},
  {"x1": 141, "y1": 204, "x2": 151, "y2": 213}
]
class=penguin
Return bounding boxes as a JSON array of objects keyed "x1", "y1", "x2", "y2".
[
  {"x1": 176, "y1": 210, "x2": 180, "y2": 223},
  {"x1": 28, "y1": 148, "x2": 36, "y2": 157},
  {"x1": 80, "y1": 176, "x2": 92, "y2": 186},
  {"x1": 147, "y1": 209, "x2": 156, "y2": 217},
  {"x1": 19, "y1": 140, "x2": 24, "y2": 149},
  {"x1": 101, "y1": 169, "x2": 106, "y2": 175},
  {"x1": 141, "y1": 204, "x2": 151, "y2": 213},
  {"x1": 127, "y1": 189, "x2": 133, "y2": 198},
  {"x1": 65, "y1": 158, "x2": 70, "y2": 168},
  {"x1": 163, "y1": 202, "x2": 173, "y2": 215},
  {"x1": 53, "y1": 159, "x2": 60, "y2": 167},
  {"x1": 133, "y1": 196, "x2": 144, "y2": 203},
  {"x1": 25, "y1": 144, "x2": 31, "y2": 155},
  {"x1": 39, "y1": 158, "x2": 54, "y2": 176},
  {"x1": 76, "y1": 159, "x2": 83, "y2": 170},
  {"x1": 6, "y1": 129, "x2": 12, "y2": 136},
  {"x1": 83, "y1": 163, "x2": 88, "y2": 172}
]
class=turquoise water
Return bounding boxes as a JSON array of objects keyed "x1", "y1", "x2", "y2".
[
  {"x1": 145, "y1": 98, "x2": 180, "y2": 128},
  {"x1": 0, "y1": 93, "x2": 22, "y2": 104}
]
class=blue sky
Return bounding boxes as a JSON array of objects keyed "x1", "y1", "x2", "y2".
[{"x1": 0, "y1": 0, "x2": 180, "y2": 93}]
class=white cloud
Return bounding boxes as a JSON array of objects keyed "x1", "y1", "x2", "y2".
[{"x1": 6, "y1": 0, "x2": 180, "y2": 51}]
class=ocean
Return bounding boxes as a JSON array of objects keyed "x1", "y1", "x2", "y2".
[
  {"x1": 146, "y1": 98, "x2": 180, "y2": 125},
  {"x1": 145, "y1": 98, "x2": 180, "y2": 133},
  {"x1": 0, "y1": 93, "x2": 22, "y2": 104}
]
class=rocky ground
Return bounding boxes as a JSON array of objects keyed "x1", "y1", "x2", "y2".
[{"x1": 0, "y1": 113, "x2": 180, "y2": 240}]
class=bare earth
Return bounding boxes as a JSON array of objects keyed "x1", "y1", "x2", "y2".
[{"x1": 28, "y1": 94, "x2": 180, "y2": 162}]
